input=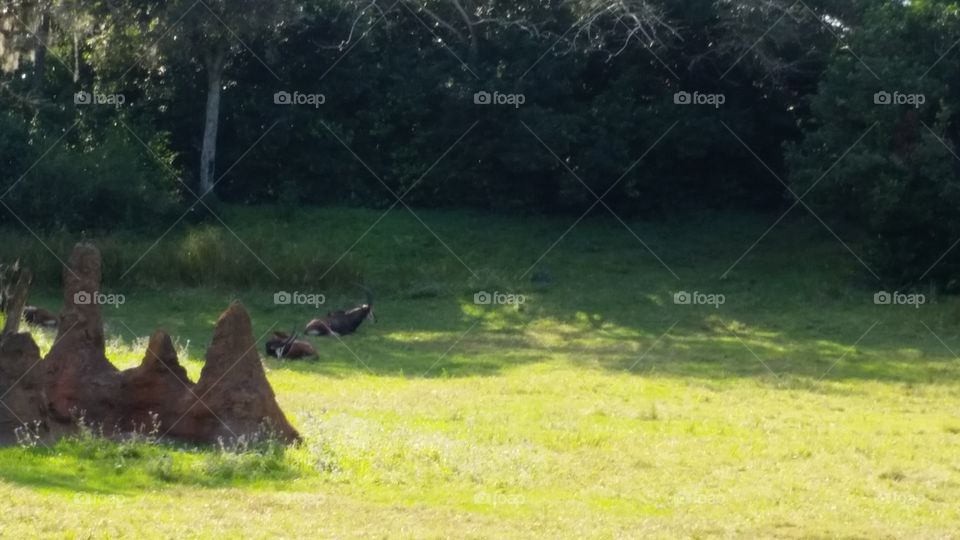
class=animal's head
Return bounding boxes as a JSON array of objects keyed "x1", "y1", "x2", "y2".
[
  {"x1": 357, "y1": 283, "x2": 376, "y2": 322},
  {"x1": 268, "y1": 329, "x2": 300, "y2": 358}
]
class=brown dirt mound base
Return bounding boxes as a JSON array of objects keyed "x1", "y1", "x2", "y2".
[{"x1": 0, "y1": 243, "x2": 299, "y2": 444}]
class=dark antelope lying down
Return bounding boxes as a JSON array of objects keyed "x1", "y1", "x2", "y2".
[
  {"x1": 265, "y1": 331, "x2": 317, "y2": 360},
  {"x1": 23, "y1": 306, "x2": 57, "y2": 327},
  {"x1": 305, "y1": 285, "x2": 376, "y2": 337}
]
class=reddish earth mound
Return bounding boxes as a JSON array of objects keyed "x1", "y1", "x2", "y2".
[
  {"x1": 43, "y1": 244, "x2": 121, "y2": 424},
  {"x1": 0, "y1": 243, "x2": 299, "y2": 444},
  {"x1": 118, "y1": 330, "x2": 192, "y2": 433},
  {"x1": 173, "y1": 302, "x2": 300, "y2": 443},
  {"x1": 0, "y1": 332, "x2": 47, "y2": 443},
  {"x1": 0, "y1": 266, "x2": 48, "y2": 442}
]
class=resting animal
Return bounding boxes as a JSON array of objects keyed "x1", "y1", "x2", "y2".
[
  {"x1": 265, "y1": 330, "x2": 317, "y2": 359},
  {"x1": 305, "y1": 285, "x2": 375, "y2": 337},
  {"x1": 23, "y1": 305, "x2": 57, "y2": 328}
]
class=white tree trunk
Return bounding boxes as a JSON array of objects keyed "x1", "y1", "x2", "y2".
[
  {"x1": 200, "y1": 49, "x2": 226, "y2": 197},
  {"x1": 32, "y1": 10, "x2": 48, "y2": 91},
  {"x1": 73, "y1": 31, "x2": 79, "y2": 83}
]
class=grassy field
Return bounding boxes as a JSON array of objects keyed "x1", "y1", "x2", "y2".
[{"x1": 1, "y1": 207, "x2": 959, "y2": 538}]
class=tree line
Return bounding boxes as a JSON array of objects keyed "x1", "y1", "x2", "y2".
[{"x1": 1, "y1": 0, "x2": 959, "y2": 288}]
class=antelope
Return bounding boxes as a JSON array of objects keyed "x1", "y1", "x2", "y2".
[
  {"x1": 23, "y1": 305, "x2": 57, "y2": 327},
  {"x1": 305, "y1": 285, "x2": 375, "y2": 337},
  {"x1": 265, "y1": 329, "x2": 317, "y2": 360}
]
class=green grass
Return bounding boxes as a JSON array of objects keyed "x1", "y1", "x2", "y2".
[{"x1": 1, "y1": 206, "x2": 960, "y2": 538}]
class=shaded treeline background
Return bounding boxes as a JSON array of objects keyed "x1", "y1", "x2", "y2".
[{"x1": 0, "y1": 0, "x2": 959, "y2": 287}]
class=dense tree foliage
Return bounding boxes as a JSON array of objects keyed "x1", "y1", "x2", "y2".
[
  {"x1": 0, "y1": 0, "x2": 956, "y2": 287},
  {"x1": 788, "y1": 1, "x2": 960, "y2": 288}
]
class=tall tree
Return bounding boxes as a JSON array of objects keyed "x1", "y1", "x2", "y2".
[{"x1": 153, "y1": 0, "x2": 302, "y2": 197}]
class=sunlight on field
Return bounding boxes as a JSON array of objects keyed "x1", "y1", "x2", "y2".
[{"x1": 1, "y1": 210, "x2": 960, "y2": 538}]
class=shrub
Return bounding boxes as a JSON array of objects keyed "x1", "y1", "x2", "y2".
[
  {"x1": 786, "y1": 2, "x2": 960, "y2": 288},
  {"x1": 1, "y1": 126, "x2": 182, "y2": 231}
]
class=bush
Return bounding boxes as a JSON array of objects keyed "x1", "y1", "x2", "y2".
[
  {"x1": 1, "y1": 126, "x2": 182, "y2": 231},
  {"x1": 786, "y1": 2, "x2": 960, "y2": 288},
  {"x1": 0, "y1": 112, "x2": 32, "y2": 183}
]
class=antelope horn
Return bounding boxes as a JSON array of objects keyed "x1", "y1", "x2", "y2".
[
  {"x1": 283, "y1": 326, "x2": 298, "y2": 349},
  {"x1": 354, "y1": 282, "x2": 374, "y2": 305}
]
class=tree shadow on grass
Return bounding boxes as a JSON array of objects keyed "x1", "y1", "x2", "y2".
[
  {"x1": 255, "y1": 292, "x2": 960, "y2": 387},
  {"x1": 52, "y1": 281, "x2": 960, "y2": 386}
]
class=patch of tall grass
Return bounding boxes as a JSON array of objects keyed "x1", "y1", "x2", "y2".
[{"x1": 0, "y1": 219, "x2": 363, "y2": 290}]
